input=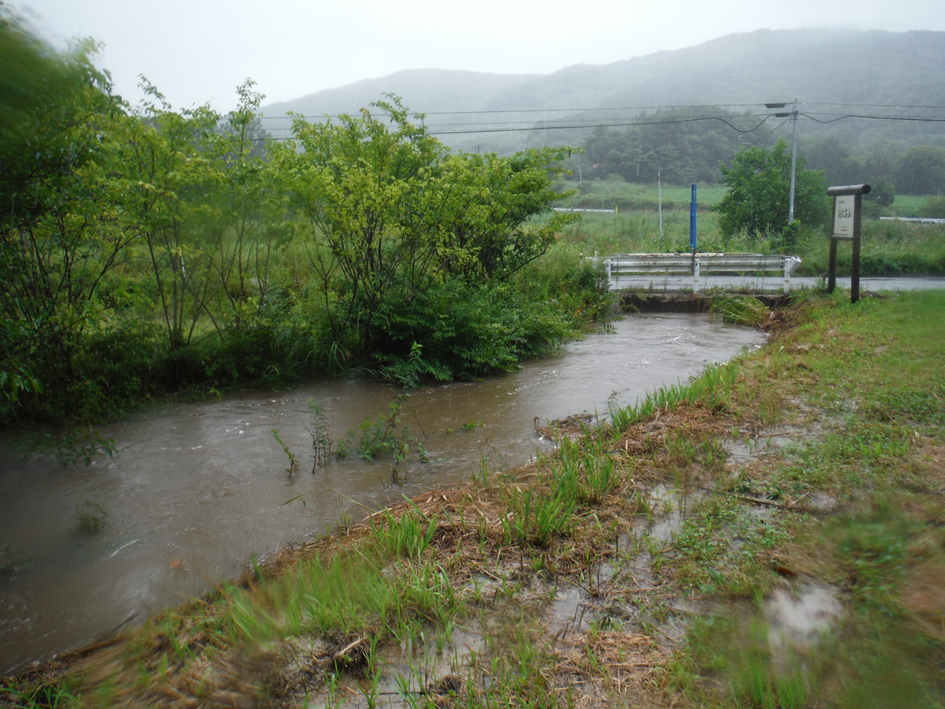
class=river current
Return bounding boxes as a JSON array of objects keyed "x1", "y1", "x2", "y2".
[{"x1": 0, "y1": 313, "x2": 764, "y2": 674}]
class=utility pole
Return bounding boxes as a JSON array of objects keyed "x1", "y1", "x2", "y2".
[
  {"x1": 657, "y1": 169, "x2": 663, "y2": 237},
  {"x1": 766, "y1": 99, "x2": 800, "y2": 225},
  {"x1": 788, "y1": 99, "x2": 798, "y2": 224}
]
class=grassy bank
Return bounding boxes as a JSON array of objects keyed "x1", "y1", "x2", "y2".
[{"x1": 3, "y1": 289, "x2": 944, "y2": 708}]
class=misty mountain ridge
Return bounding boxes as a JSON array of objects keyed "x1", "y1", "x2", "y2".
[{"x1": 260, "y1": 28, "x2": 945, "y2": 155}]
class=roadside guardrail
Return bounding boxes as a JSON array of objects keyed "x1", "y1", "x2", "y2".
[{"x1": 604, "y1": 253, "x2": 802, "y2": 292}]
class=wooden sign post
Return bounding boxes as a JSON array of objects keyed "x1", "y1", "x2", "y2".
[{"x1": 826, "y1": 184, "x2": 871, "y2": 303}]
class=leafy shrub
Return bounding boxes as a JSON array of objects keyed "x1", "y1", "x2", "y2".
[
  {"x1": 864, "y1": 177, "x2": 896, "y2": 209},
  {"x1": 372, "y1": 280, "x2": 575, "y2": 381},
  {"x1": 918, "y1": 195, "x2": 945, "y2": 219}
]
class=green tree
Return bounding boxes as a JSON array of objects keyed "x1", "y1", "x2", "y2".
[
  {"x1": 865, "y1": 176, "x2": 895, "y2": 209},
  {"x1": 277, "y1": 95, "x2": 576, "y2": 375},
  {"x1": 802, "y1": 134, "x2": 868, "y2": 187},
  {"x1": 207, "y1": 79, "x2": 287, "y2": 335},
  {"x1": 717, "y1": 140, "x2": 828, "y2": 244},
  {"x1": 0, "y1": 10, "x2": 130, "y2": 416},
  {"x1": 583, "y1": 108, "x2": 750, "y2": 185},
  {"x1": 864, "y1": 140, "x2": 900, "y2": 184},
  {"x1": 918, "y1": 195, "x2": 945, "y2": 218},
  {"x1": 115, "y1": 81, "x2": 222, "y2": 352},
  {"x1": 895, "y1": 145, "x2": 945, "y2": 195},
  {"x1": 114, "y1": 78, "x2": 288, "y2": 360}
]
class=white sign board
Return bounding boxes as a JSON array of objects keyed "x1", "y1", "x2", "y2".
[{"x1": 832, "y1": 195, "x2": 855, "y2": 238}]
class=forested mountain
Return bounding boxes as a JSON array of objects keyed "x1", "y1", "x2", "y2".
[
  {"x1": 264, "y1": 69, "x2": 539, "y2": 119},
  {"x1": 261, "y1": 70, "x2": 539, "y2": 153},
  {"x1": 263, "y1": 29, "x2": 944, "y2": 147},
  {"x1": 261, "y1": 29, "x2": 945, "y2": 191}
]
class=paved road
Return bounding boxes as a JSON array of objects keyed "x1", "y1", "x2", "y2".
[{"x1": 611, "y1": 275, "x2": 945, "y2": 293}]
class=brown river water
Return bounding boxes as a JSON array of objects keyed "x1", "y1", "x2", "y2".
[{"x1": 0, "y1": 313, "x2": 764, "y2": 674}]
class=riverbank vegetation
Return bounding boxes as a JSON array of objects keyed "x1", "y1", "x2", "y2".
[
  {"x1": 3, "y1": 289, "x2": 943, "y2": 707},
  {"x1": 0, "y1": 16, "x2": 611, "y2": 427},
  {"x1": 5, "y1": 13, "x2": 944, "y2": 431}
]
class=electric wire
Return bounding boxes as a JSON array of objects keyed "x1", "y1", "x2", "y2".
[
  {"x1": 254, "y1": 98, "x2": 944, "y2": 144},
  {"x1": 801, "y1": 112, "x2": 945, "y2": 124},
  {"x1": 720, "y1": 119, "x2": 791, "y2": 164},
  {"x1": 427, "y1": 113, "x2": 782, "y2": 136},
  {"x1": 259, "y1": 112, "x2": 943, "y2": 141},
  {"x1": 257, "y1": 101, "x2": 945, "y2": 122}
]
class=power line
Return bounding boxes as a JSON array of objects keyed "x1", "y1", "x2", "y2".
[
  {"x1": 800, "y1": 102, "x2": 945, "y2": 110},
  {"x1": 261, "y1": 113, "x2": 789, "y2": 140},
  {"x1": 257, "y1": 101, "x2": 945, "y2": 122},
  {"x1": 257, "y1": 103, "x2": 763, "y2": 121},
  {"x1": 257, "y1": 109, "x2": 945, "y2": 142},
  {"x1": 802, "y1": 112, "x2": 945, "y2": 124},
  {"x1": 720, "y1": 119, "x2": 791, "y2": 164},
  {"x1": 428, "y1": 113, "x2": 781, "y2": 136}
]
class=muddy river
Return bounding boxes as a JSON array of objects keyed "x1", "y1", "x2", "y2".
[{"x1": 0, "y1": 313, "x2": 764, "y2": 674}]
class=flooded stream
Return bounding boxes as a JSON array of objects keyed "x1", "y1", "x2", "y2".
[{"x1": 0, "y1": 313, "x2": 764, "y2": 674}]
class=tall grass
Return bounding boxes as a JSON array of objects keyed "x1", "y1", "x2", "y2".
[
  {"x1": 710, "y1": 295, "x2": 771, "y2": 327},
  {"x1": 556, "y1": 436, "x2": 616, "y2": 504},
  {"x1": 499, "y1": 431, "x2": 620, "y2": 547},
  {"x1": 732, "y1": 629, "x2": 810, "y2": 709},
  {"x1": 794, "y1": 219, "x2": 945, "y2": 276},
  {"x1": 370, "y1": 507, "x2": 439, "y2": 560},
  {"x1": 502, "y1": 486, "x2": 577, "y2": 547},
  {"x1": 460, "y1": 621, "x2": 558, "y2": 708},
  {"x1": 608, "y1": 362, "x2": 738, "y2": 432},
  {"x1": 223, "y1": 550, "x2": 461, "y2": 646}
]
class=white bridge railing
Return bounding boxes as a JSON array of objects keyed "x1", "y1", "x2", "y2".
[{"x1": 604, "y1": 253, "x2": 802, "y2": 292}]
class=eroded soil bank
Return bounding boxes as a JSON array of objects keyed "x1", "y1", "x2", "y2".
[{"x1": 3, "y1": 290, "x2": 944, "y2": 708}]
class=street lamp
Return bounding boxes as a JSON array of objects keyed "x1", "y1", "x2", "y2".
[{"x1": 766, "y1": 100, "x2": 799, "y2": 225}]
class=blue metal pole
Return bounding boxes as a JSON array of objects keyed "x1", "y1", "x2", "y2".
[{"x1": 689, "y1": 183, "x2": 697, "y2": 252}]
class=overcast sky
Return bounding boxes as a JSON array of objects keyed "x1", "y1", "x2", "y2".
[{"x1": 14, "y1": 0, "x2": 945, "y2": 112}]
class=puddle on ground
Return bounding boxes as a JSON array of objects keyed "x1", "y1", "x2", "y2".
[
  {"x1": 546, "y1": 585, "x2": 592, "y2": 638},
  {"x1": 610, "y1": 483, "x2": 705, "y2": 594},
  {"x1": 596, "y1": 560, "x2": 616, "y2": 585},
  {"x1": 764, "y1": 427, "x2": 821, "y2": 450},
  {"x1": 378, "y1": 625, "x2": 484, "y2": 696},
  {"x1": 763, "y1": 582, "x2": 843, "y2": 660},
  {"x1": 286, "y1": 476, "x2": 744, "y2": 706},
  {"x1": 660, "y1": 597, "x2": 704, "y2": 644},
  {"x1": 615, "y1": 543, "x2": 660, "y2": 591},
  {"x1": 639, "y1": 484, "x2": 703, "y2": 544},
  {"x1": 725, "y1": 427, "x2": 817, "y2": 465},
  {"x1": 725, "y1": 403, "x2": 836, "y2": 468},
  {"x1": 804, "y1": 492, "x2": 838, "y2": 512},
  {"x1": 725, "y1": 438, "x2": 772, "y2": 466},
  {"x1": 293, "y1": 624, "x2": 485, "y2": 709}
]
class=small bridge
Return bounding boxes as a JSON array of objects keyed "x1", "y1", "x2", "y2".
[{"x1": 603, "y1": 253, "x2": 802, "y2": 292}]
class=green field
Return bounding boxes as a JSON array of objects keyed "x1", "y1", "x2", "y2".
[
  {"x1": 551, "y1": 181, "x2": 945, "y2": 276},
  {"x1": 557, "y1": 179, "x2": 727, "y2": 211}
]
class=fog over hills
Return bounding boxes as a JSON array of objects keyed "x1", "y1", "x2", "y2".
[{"x1": 260, "y1": 28, "x2": 945, "y2": 155}]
